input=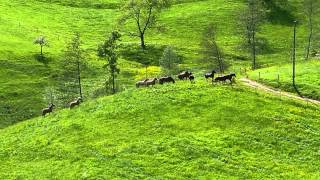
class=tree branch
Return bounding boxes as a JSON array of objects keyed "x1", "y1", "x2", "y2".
[{"x1": 142, "y1": 4, "x2": 154, "y2": 34}]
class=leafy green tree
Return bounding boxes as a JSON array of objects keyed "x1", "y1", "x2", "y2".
[
  {"x1": 200, "y1": 24, "x2": 225, "y2": 73},
  {"x1": 120, "y1": 0, "x2": 170, "y2": 49},
  {"x1": 159, "y1": 46, "x2": 180, "y2": 76},
  {"x1": 66, "y1": 33, "x2": 84, "y2": 98},
  {"x1": 57, "y1": 33, "x2": 85, "y2": 105},
  {"x1": 98, "y1": 31, "x2": 121, "y2": 94}
]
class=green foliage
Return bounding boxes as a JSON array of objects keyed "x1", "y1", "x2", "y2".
[
  {"x1": 0, "y1": 82, "x2": 319, "y2": 178},
  {"x1": 55, "y1": 33, "x2": 85, "y2": 106},
  {"x1": 159, "y1": 46, "x2": 180, "y2": 75},
  {"x1": 98, "y1": 31, "x2": 121, "y2": 94},
  {"x1": 120, "y1": 0, "x2": 171, "y2": 48},
  {"x1": 238, "y1": 0, "x2": 266, "y2": 69},
  {"x1": 200, "y1": 23, "x2": 226, "y2": 72}
]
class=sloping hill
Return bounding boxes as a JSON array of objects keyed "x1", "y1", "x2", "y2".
[
  {"x1": 1, "y1": 0, "x2": 319, "y2": 127},
  {"x1": 0, "y1": 82, "x2": 319, "y2": 179}
]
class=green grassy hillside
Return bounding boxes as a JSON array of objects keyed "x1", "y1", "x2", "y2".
[
  {"x1": 248, "y1": 60, "x2": 320, "y2": 100},
  {"x1": 0, "y1": 82, "x2": 319, "y2": 179},
  {"x1": 1, "y1": 0, "x2": 319, "y2": 127}
]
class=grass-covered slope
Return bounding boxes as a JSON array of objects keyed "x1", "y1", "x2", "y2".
[
  {"x1": 1, "y1": 0, "x2": 319, "y2": 127},
  {"x1": 0, "y1": 82, "x2": 319, "y2": 179},
  {"x1": 248, "y1": 60, "x2": 320, "y2": 100}
]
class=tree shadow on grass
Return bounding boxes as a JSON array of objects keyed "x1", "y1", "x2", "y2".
[
  {"x1": 263, "y1": 0, "x2": 296, "y2": 26},
  {"x1": 34, "y1": 54, "x2": 52, "y2": 66},
  {"x1": 238, "y1": 37, "x2": 276, "y2": 55},
  {"x1": 119, "y1": 44, "x2": 166, "y2": 66}
]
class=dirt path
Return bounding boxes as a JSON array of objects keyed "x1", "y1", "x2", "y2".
[{"x1": 240, "y1": 78, "x2": 320, "y2": 105}]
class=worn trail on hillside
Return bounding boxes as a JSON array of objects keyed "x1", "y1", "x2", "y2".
[{"x1": 240, "y1": 78, "x2": 320, "y2": 105}]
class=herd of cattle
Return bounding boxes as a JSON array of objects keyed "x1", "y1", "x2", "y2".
[
  {"x1": 42, "y1": 70, "x2": 236, "y2": 117},
  {"x1": 136, "y1": 70, "x2": 236, "y2": 88}
]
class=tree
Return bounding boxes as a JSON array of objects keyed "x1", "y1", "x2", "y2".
[
  {"x1": 159, "y1": 46, "x2": 180, "y2": 75},
  {"x1": 200, "y1": 24, "x2": 225, "y2": 73},
  {"x1": 43, "y1": 86, "x2": 57, "y2": 106},
  {"x1": 239, "y1": 0, "x2": 266, "y2": 70},
  {"x1": 120, "y1": 0, "x2": 170, "y2": 49},
  {"x1": 59, "y1": 33, "x2": 85, "y2": 101},
  {"x1": 34, "y1": 36, "x2": 48, "y2": 56},
  {"x1": 304, "y1": 0, "x2": 319, "y2": 60},
  {"x1": 98, "y1": 31, "x2": 121, "y2": 94}
]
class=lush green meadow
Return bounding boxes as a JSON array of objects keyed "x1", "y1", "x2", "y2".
[
  {"x1": 248, "y1": 60, "x2": 320, "y2": 100},
  {"x1": 0, "y1": 82, "x2": 319, "y2": 179},
  {"x1": 1, "y1": 0, "x2": 319, "y2": 126}
]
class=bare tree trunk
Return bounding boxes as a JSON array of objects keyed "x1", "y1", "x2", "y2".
[
  {"x1": 105, "y1": 75, "x2": 110, "y2": 94},
  {"x1": 252, "y1": 30, "x2": 257, "y2": 70},
  {"x1": 306, "y1": 18, "x2": 313, "y2": 60},
  {"x1": 214, "y1": 42, "x2": 223, "y2": 73},
  {"x1": 305, "y1": 0, "x2": 314, "y2": 60},
  {"x1": 140, "y1": 33, "x2": 146, "y2": 49},
  {"x1": 218, "y1": 57, "x2": 223, "y2": 73},
  {"x1": 306, "y1": 32, "x2": 312, "y2": 60},
  {"x1": 77, "y1": 60, "x2": 83, "y2": 98},
  {"x1": 145, "y1": 65, "x2": 148, "y2": 79},
  {"x1": 112, "y1": 73, "x2": 115, "y2": 94}
]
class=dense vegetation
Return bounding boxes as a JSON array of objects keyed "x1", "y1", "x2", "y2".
[{"x1": 1, "y1": 82, "x2": 319, "y2": 179}]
